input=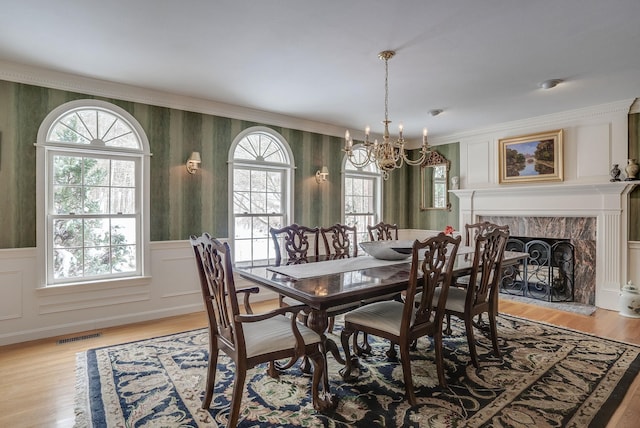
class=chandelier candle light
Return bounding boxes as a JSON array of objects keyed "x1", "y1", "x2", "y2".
[{"x1": 344, "y1": 50, "x2": 431, "y2": 180}]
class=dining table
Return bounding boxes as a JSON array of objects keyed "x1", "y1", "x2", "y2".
[{"x1": 236, "y1": 245, "x2": 529, "y2": 409}]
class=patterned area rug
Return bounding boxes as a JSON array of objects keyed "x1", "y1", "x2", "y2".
[{"x1": 74, "y1": 314, "x2": 640, "y2": 427}]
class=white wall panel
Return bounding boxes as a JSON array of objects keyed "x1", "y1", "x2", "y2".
[
  {"x1": 466, "y1": 141, "x2": 491, "y2": 185},
  {"x1": 0, "y1": 272, "x2": 22, "y2": 320},
  {"x1": 576, "y1": 123, "x2": 611, "y2": 180}
]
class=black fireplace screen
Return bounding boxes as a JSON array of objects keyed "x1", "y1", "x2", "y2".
[{"x1": 500, "y1": 237, "x2": 575, "y2": 302}]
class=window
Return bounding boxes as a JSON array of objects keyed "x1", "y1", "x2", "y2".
[
  {"x1": 432, "y1": 165, "x2": 447, "y2": 208},
  {"x1": 229, "y1": 127, "x2": 293, "y2": 266},
  {"x1": 343, "y1": 146, "x2": 382, "y2": 243},
  {"x1": 37, "y1": 100, "x2": 150, "y2": 286}
]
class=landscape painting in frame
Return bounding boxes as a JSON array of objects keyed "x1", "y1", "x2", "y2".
[{"x1": 498, "y1": 129, "x2": 564, "y2": 184}]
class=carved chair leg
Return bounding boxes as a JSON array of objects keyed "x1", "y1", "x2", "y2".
[
  {"x1": 202, "y1": 346, "x2": 218, "y2": 409},
  {"x1": 399, "y1": 344, "x2": 416, "y2": 406},
  {"x1": 444, "y1": 313, "x2": 452, "y2": 335},
  {"x1": 354, "y1": 331, "x2": 372, "y2": 356},
  {"x1": 433, "y1": 330, "x2": 447, "y2": 388},
  {"x1": 488, "y1": 310, "x2": 502, "y2": 358},
  {"x1": 386, "y1": 341, "x2": 397, "y2": 360},
  {"x1": 465, "y1": 316, "x2": 479, "y2": 368},
  {"x1": 327, "y1": 316, "x2": 335, "y2": 334},
  {"x1": 228, "y1": 368, "x2": 247, "y2": 428},
  {"x1": 410, "y1": 338, "x2": 418, "y2": 351},
  {"x1": 267, "y1": 361, "x2": 281, "y2": 378}
]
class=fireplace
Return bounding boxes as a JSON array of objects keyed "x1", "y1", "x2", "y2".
[
  {"x1": 481, "y1": 216, "x2": 593, "y2": 304},
  {"x1": 501, "y1": 236, "x2": 575, "y2": 303},
  {"x1": 451, "y1": 183, "x2": 636, "y2": 310}
]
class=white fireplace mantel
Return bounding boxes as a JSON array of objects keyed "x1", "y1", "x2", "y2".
[{"x1": 450, "y1": 182, "x2": 638, "y2": 310}]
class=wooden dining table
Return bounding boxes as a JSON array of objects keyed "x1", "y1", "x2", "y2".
[{"x1": 236, "y1": 247, "x2": 529, "y2": 409}]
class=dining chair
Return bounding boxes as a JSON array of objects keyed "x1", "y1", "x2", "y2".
[
  {"x1": 434, "y1": 227, "x2": 509, "y2": 368},
  {"x1": 270, "y1": 223, "x2": 320, "y2": 310},
  {"x1": 340, "y1": 233, "x2": 461, "y2": 405},
  {"x1": 367, "y1": 221, "x2": 399, "y2": 241},
  {"x1": 320, "y1": 223, "x2": 358, "y2": 259},
  {"x1": 464, "y1": 221, "x2": 510, "y2": 251},
  {"x1": 190, "y1": 233, "x2": 326, "y2": 426},
  {"x1": 452, "y1": 222, "x2": 510, "y2": 330}
]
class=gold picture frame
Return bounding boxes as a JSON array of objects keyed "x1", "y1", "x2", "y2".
[{"x1": 498, "y1": 129, "x2": 564, "y2": 184}]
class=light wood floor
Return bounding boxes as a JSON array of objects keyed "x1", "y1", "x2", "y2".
[{"x1": 1, "y1": 299, "x2": 639, "y2": 428}]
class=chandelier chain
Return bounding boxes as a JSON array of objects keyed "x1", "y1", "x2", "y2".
[
  {"x1": 384, "y1": 55, "x2": 389, "y2": 123},
  {"x1": 343, "y1": 49, "x2": 431, "y2": 180}
]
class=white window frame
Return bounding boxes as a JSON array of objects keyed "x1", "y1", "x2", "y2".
[
  {"x1": 342, "y1": 145, "x2": 383, "y2": 243},
  {"x1": 228, "y1": 127, "x2": 294, "y2": 266},
  {"x1": 36, "y1": 100, "x2": 151, "y2": 288}
]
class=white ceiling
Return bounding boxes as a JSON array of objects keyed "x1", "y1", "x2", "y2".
[{"x1": 1, "y1": 0, "x2": 640, "y2": 143}]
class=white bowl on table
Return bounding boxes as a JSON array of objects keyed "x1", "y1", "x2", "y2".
[{"x1": 359, "y1": 240, "x2": 415, "y2": 260}]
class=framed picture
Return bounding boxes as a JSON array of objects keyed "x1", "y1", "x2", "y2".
[{"x1": 498, "y1": 129, "x2": 564, "y2": 184}]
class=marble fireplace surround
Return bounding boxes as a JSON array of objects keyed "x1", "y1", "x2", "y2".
[{"x1": 451, "y1": 182, "x2": 637, "y2": 310}]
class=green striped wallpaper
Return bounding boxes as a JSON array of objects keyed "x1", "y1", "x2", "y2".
[{"x1": 0, "y1": 79, "x2": 462, "y2": 248}]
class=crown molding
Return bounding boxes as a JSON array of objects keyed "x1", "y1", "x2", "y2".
[
  {"x1": 0, "y1": 60, "x2": 347, "y2": 138},
  {"x1": 430, "y1": 98, "x2": 636, "y2": 146}
]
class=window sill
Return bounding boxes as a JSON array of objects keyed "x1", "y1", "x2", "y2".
[{"x1": 37, "y1": 276, "x2": 152, "y2": 295}]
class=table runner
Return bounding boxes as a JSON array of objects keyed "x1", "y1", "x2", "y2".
[{"x1": 267, "y1": 256, "x2": 409, "y2": 279}]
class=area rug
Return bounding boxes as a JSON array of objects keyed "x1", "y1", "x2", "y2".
[{"x1": 74, "y1": 314, "x2": 640, "y2": 427}]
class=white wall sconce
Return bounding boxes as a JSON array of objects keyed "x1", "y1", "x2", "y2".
[
  {"x1": 315, "y1": 166, "x2": 329, "y2": 183},
  {"x1": 186, "y1": 151, "x2": 201, "y2": 174}
]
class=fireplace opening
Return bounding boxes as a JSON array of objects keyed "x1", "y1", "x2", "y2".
[{"x1": 501, "y1": 236, "x2": 575, "y2": 302}]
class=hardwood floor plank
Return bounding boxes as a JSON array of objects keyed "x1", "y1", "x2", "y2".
[{"x1": 0, "y1": 300, "x2": 639, "y2": 427}]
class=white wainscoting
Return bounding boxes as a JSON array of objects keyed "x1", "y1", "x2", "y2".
[
  {"x1": 0, "y1": 240, "x2": 275, "y2": 346},
  {"x1": 1, "y1": 234, "x2": 636, "y2": 346}
]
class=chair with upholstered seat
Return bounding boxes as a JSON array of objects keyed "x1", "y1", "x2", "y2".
[
  {"x1": 367, "y1": 221, "x2": 399, "y2": 241},
  {"x1": 434, "y1": 227, "x2": 509, "y2": 368},
  {"x1": 340, "y1": 233, "x2": 461, "y2": 405},
  {"x1": 450, "y1": 221, "x2": 510, "y2": 332},
  {"x1": 190, "y1": 233, "x2": 326, "y2": 426}
]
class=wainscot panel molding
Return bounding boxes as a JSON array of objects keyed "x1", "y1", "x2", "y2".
[{"x1": 0, "y1": 240, "x2": 272, "y2": 346}]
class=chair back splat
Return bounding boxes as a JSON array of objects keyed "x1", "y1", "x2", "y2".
[
  {"x1": 468, "y1": 228, "x2": 510, "y2": 311},
  {"x1": 191, "y1": 233, "x2": 241, "y2": 354},
  {"x1": 367, "y1": 221, "x2": 399, "y2": 241},
  {"x1": 270, "y1": 223, "x2": 319, "y2": 266},
  {"x1": 407, "y1": 235, "x2": 461, "y2": 336},
  {"x1": 464, "y1": 221, "x2": 509, "y2": 246},
  {"x1": 321, "y1": 223, "x2": 358, "y2": 259}
]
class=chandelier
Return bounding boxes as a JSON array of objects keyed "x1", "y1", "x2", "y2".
[{"x1": 343, "y1": 50, "x2": 430, "y2": 180}]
